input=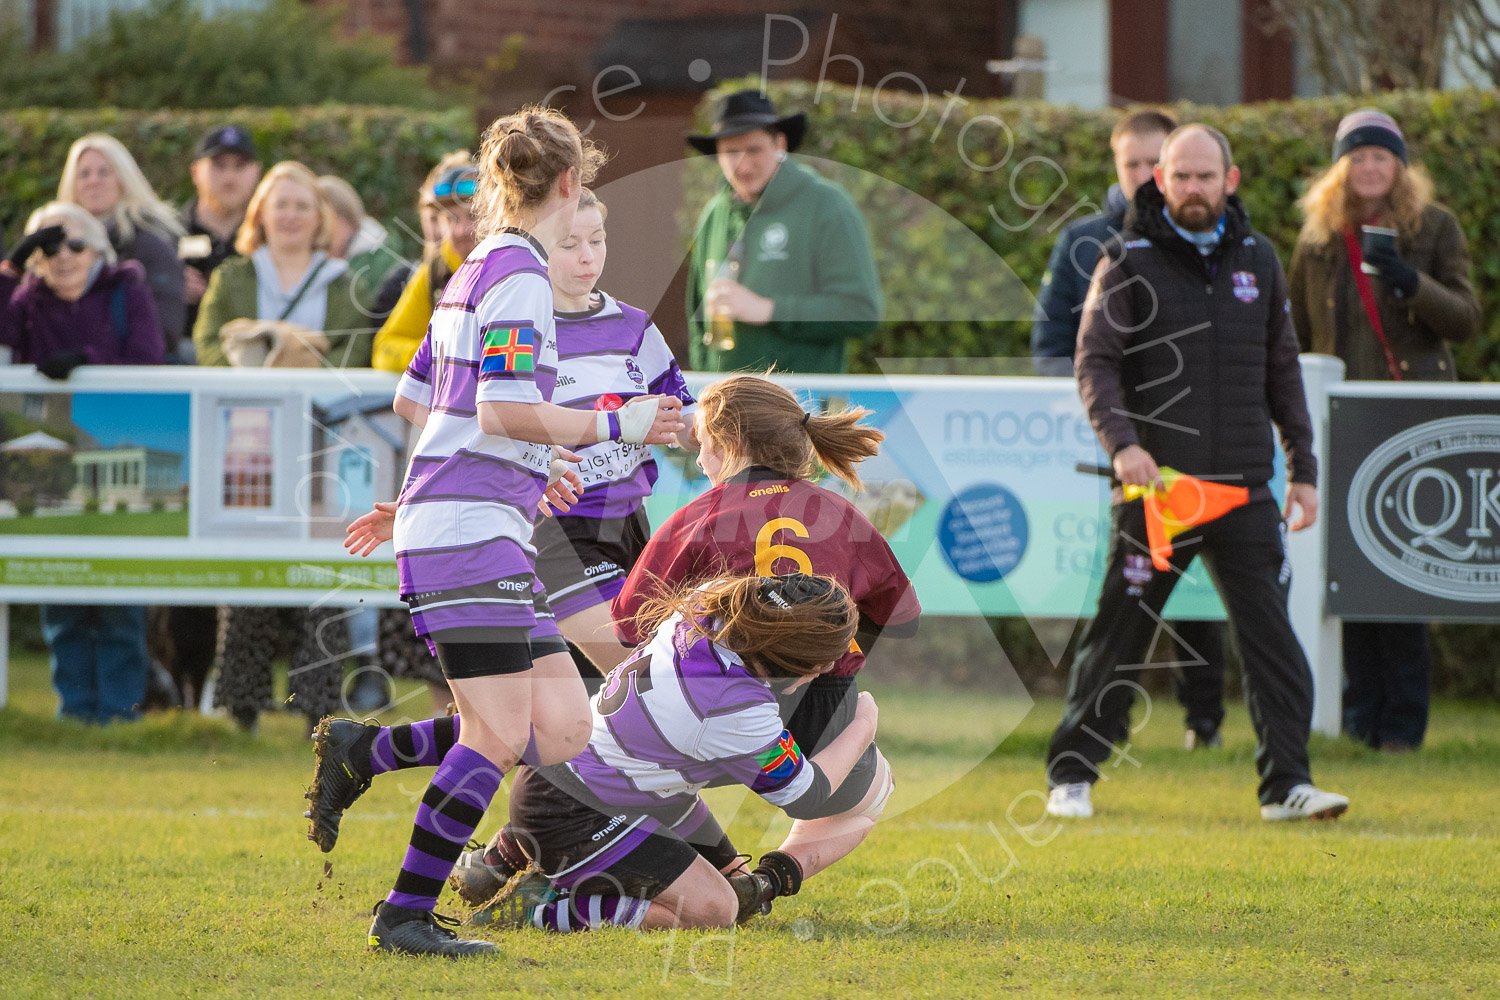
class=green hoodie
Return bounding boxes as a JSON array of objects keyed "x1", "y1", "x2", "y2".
[{"x1": 686, "y1": 157, "x2": 881, "y2": 373}]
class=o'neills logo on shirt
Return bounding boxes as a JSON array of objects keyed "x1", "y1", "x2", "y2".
[
  {"x1": 591, "y1": 814, "x2": 627, "y2": 842},
  {"x1": 748, "y1": 484, "x2": 790, "y2": 498},
  {"x1": 496, "y1": 579, "x2": 529, "y2": 593}
]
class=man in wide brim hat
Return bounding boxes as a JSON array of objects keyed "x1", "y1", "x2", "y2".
[
  {"x1": 686, "y1": 89, "x2": 807, "y2": 155},
  {"x1": 683, "y1": 89, "x2": 881, "y2": 376}
]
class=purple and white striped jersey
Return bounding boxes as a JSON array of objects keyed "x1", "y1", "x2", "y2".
[
  {"x1": 552, "y1": 291, "x2": 694, "y2": 519},
  {"x1": 562, "y1": 611, "x2": 816, "y2": 828},
  {"x1": 391, "y1": 231, "x2": 559, "y2": 634}
]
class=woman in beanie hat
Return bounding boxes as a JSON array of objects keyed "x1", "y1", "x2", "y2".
[{"x1": 1288, "y1": 108, "x2": 1480, "y2": 752}]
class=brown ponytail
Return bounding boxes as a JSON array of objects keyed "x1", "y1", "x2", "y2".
[
  {"x1": 633, "y1": 573, "x2": 856, "y2": 679},
  {"x1": 697, "y1": 374, "x2": 883, "y2": 490},
  {"x1": 473, "y1": 106, "x2": 607, "y2": 235}
]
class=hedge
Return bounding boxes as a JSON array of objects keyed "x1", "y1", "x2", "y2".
[
  {"x1": 689, "y1": 82, "x2": 1499, "y2": 382},
  {"x1": 0, "y1": 105, "x2": 476, "y2": 249}
]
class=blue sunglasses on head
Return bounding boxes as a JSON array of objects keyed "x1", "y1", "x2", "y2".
[{"x1": 433, "y1": 167, "x2": 478, "y2": 201}]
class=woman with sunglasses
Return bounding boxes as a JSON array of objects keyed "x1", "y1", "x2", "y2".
[
  {"x1": 364, "y1": 151, "x2": 468, "y2": 335},
  {"x1": 1, "y1": 201, "x2": 164, "y2": 371},
  {"x1": 0, "y1": 202, "x2": 163, "y2": 724},
  {"x1": 371, "y1": 163, "x2": 481, "y2": 374}
]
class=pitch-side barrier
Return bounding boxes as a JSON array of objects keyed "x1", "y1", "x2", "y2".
[{"x1": 2, "y1": 360, "x2": 1495, "y2": 735}]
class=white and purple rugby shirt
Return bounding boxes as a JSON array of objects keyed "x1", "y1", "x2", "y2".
[
  {"x1": 392, "y1": 231, "x2": 559, "y2": 637},
  {"x1": 562, "y1": 611, "x2": 818, "y2": 843},
  {"x1": 551, "y1": 291, "x2": 694, "y2": 519}
]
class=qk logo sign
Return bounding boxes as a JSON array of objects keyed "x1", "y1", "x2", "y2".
[{"x1": 1347, "y1": 415, "x2": 1500, "y2": 602}]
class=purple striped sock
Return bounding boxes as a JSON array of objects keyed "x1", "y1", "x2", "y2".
[
  {"x1": 533, "y1": 895, "x2": 651, "y2": 932},
  {"x1": 386, "y1": 743, "x2": 502, "y2": 911},
  {"x1": 369, "y1": 716, "x2": 460, "y2": 775}
]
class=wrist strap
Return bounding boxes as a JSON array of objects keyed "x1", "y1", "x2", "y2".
[{"x1": 594, "y1": 409, "x2": 621, "y2": 442}]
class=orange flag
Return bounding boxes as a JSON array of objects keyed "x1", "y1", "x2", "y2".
[{"x1": 1123, "y1": 468, "x2": 1249, "y2": 571}]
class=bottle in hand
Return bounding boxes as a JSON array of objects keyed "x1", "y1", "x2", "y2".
[{"x1": 704, "y1": 238, "x2": 745, "y2": 352}]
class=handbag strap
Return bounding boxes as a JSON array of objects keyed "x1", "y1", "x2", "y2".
[
  {"x1": 276, "y1": 257, "x2": 330, "y2": 323},
  {"x1": 1341, "y1": 228, "x2": 1403, "y2": 381}
]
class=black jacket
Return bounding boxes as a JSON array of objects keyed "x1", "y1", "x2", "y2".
[
  {"x1": 1076, "y1": 180, "x2": 1316, "y2": 494},
  {"x1": 1030, "y1": 183, "x2": 1129, "y2": 374},
  {"x1": 108, "y1": 220, "x2": 185, "y2": 356},
  {"x1": 180, "y1": 199, "x2": 243, "y2": 343}
]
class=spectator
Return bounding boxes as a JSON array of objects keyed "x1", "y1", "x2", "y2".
[
  {"x1": 370, "y1": 161, "x2": 477, "y2": 373},
  {"x1": 57, "y1": 133, "x2": 187, "y2": 360},
  {"x1": 180, "y1": 125, "x2": 263, "y2": 347},
  {"x1": 192, "y1": 160, "x2": 373, "y2": 369},
  {"x1": 167, "y1": 126, "x2": 263, "y2": 711},
  {"x1": 1289, "y1": 108, "x2": 1480, "y2": 752},
  {"x1": 190, "y1": 161, "x2": 374, "y2": 732},
  {"x1": 315, "y1": 173, "x2": 399, "y2": 712},
  {"x1": 364, "y1": 155, "x2": 476, "y2": 710},
  {"x1": 685, "y1": 89, "x2": 881, "y2": 374},
  {"x1": 317, "y1": 174, "x2": 400, "y2": 328},
  {"x1": 1030, "y1": 109, "x2": 1229, "y2": 750},
  {"x1": 0, "y1": 202, "x2": 165, "y2": 369},
  {"x1": 365, "y1": 150, "x2": 470, "y2": 344},
  {"x1": 1043, "y1": 126, "x2": 1349, "y2": 822},
  {"x1": 1031, "y1": 110, "x2": 1176, "y2": 376},
  {"x1": 0, "y1": 202, "x2": 163, "y2": 723}
]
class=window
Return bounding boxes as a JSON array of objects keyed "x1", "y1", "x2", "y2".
[{"x1": 221, "y1": 406, "x2": 274, "y2": 508}]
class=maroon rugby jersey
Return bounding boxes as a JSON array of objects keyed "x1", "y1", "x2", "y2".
[{"x1": 612, "y1": 467, "x2": 920, "y2": 677}]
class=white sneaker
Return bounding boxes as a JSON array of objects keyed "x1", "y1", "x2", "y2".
[
  {"x1": 1046, "y1": 782, "x2": 1094, "y2": 819},
  {"x1": 1260, "y1": 784, "x2": 1350, "y2": 822}
]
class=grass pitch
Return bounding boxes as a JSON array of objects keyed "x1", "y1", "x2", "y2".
[{"x1": 2, "y1": 649, "x2": 1497, "y2": 998}]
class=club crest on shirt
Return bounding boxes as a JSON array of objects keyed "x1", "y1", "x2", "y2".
[
  {"x1": 758, "y1": 223, "x2": 789, "y2": 261},
  {"x1": 1123, "y1": 552, "x2": 1153, "y2": 596},
  {"x1": 625, "y1": 357, "x2": 645, "y2": 389},
  {"x1": 1231, "y1": 271, "x2": 1259, "y2": 303}
]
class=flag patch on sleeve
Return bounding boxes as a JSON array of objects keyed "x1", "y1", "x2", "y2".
[
  {"x1": 755, "y1": 731, "x2": 804, "y2": 784},
  {"x1": 480, "y1": 323, "x2": 536, "y2": 375}
]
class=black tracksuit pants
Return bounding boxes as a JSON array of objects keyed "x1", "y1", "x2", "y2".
[
  {"x1": 1046, "y1": 497, "x2": 1313, "y2": 804},
  {"x1": 1171, "y1": 619, "x2": 1226, "y2": 735}
]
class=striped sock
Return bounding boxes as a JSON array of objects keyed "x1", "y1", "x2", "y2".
[
  {"x1": 385, "y1": 743, "x2": 501, "y2": 911},
  {"x1": 532, "y1": 895, "x2": 651, "y2": 932},
  {"x1": 369, "y1": 716, "x2": 460, "y2": 775}
]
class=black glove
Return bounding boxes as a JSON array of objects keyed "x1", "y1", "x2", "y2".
[
  {"x1": 6, "y1": 225, "x2": 66, "y2": 271},
  {"x1": 1363, "y1": 244, "x2": 1420, "y2": 298},
  {"x1": 37, "y1": 350, "x2": 87, "y2": 381}
]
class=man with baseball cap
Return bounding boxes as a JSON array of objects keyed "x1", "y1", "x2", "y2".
[
  {"x1": 164, "y1": 125, "x2": 263, "y2": 709},
  {"x1": 180, "y1": 124, "x2": 263, "y2": 342},
  {"x1": 684, "y1": 90, "x2": 881, "y2": 374}
]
